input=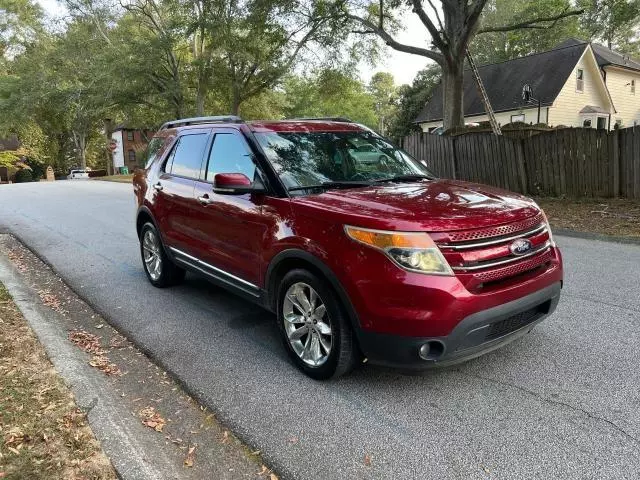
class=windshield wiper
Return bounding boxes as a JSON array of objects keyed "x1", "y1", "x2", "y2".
[
  {"x1": 372, "y1": 174, "x2": 434, "y2": 184},
  {"x1": 288, "y1": 181, "x2": 372, "y2": 192}
]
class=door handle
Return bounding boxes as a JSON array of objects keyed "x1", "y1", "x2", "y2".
[
  {"x1": 198, "y1": 194, "x2": 213, "y2": 205},
  {"x1": 153, "y1": 182, "x2": 163, "y2": 191}
]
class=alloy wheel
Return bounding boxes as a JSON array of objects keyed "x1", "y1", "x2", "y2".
[
  {"x1": 142, "y1": 229, "x2": 162, "y2": 281},
  {"x1": 282, "y1": 282, "x2": 333, "y2": 367}
]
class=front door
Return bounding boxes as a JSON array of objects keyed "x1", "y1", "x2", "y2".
[
  {"x1": 152, "y1": 129, "x2": 211, "y2": 251},
  {"x1": 192, "y1": 129, "x2": 270, "y2": 287}
]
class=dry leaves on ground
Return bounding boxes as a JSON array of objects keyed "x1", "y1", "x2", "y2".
[
  {"x1": 89, "y1": 355, "x2": 121, "y2": 376},
  {"x1": 183, "y1": 445, "x2": 196, "y2": 467},
  {"x1": 7, "y1": 249, "x2": 27, "y2": 273},
  {"x1": 139, "y1": 406, "x2": 166, "y2": 432},
  {"x1": 69, "y1": 330, "x2": 105, "y2": 355},
  {"x1": 38, "y1": 289, "x2": 68, "y2": 315}
]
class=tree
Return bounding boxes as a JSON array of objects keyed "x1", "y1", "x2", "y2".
[
  {"x1": 0, "y1": 0, "x2": 43, "y2": 58},
  {"x1": 387, "y1": 64, "x2": 441, "y2": 139},
  {"x1": 578, "y1": 0, "x2": 640, "y2": 51},
  {"x1": 368, "y1": 72, "x2": 396, "y2": 134},
  {"x1": 346, "y1": 0, "x2": 583, "y2": 129},
  {"x1": 470, "y1": 0, "x2": 581, "y2": 65},
  {"x1": 283, "y1": 69, "x2": 378, "y2": 127}
]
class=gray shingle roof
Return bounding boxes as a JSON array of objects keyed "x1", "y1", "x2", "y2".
[
  {"x1": 414, "y1": 43, "x2": 588, "y2": 124},
  {"x1": 557, "y1": 38, "x2": 640, "y2": 71}
]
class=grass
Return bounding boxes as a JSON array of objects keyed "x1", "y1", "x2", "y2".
[
  {"x1": 535, "y1": 197, "x2": 640, "y2": 240},
  {"x1": 0, "y1": 284, "x2": 116, "y2": 480},
  {"x1": 93, "y1": 174, "x2": 133, "y2": 183}
]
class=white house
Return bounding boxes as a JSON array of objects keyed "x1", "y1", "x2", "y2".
[{"x1": 415, "y1": 40, "x2": 640, "y2": 132}]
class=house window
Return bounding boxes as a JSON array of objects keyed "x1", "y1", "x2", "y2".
[
  {"x1": 128, "y1": 149, "x2": 136, "y2": 164},
  {"x1": 127, "y1": 131, "x2": 134, "y2": 141},
  {"x1": 511, "y1": 114, "x2": 525, "y2": 123},
  {"x1": 576, "y1": 69, "x2": 584, "y2": 92},
  {"x1": 631, "y1": 80, "x2": 636, "y2": 94},
  {"x1": 583, "y1": 119, "x2": 592, "y2": 128}
]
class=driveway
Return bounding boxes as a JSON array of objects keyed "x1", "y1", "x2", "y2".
[{"x1": 1, "y1": 181, "x2": 639, "y2": 479}]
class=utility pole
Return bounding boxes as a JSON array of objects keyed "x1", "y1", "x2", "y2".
[{"x1": 466, "y1": 50, "x2": 502, "y2": 135}]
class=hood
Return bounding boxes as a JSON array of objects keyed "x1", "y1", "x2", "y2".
[{"x1": 291, "y1": 179, "x2": 540, "y2": 232}]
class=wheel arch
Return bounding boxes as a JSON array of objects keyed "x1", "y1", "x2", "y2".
[
  {"x1": 265, "y1": 249, "x2": 362, "y2": 335},
  {"x1": 136, "y1": 206, "x2": 157, "y2": 239}
]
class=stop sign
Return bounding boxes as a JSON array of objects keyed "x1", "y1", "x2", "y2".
[{"x1": 109, "y1": 140, "x2": 117, "y2": 151}]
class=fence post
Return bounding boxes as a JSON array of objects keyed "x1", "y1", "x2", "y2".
[
  {"x1": 612, "y1": 129, "x2": 620, "y2": 198},
  {"x1": 516, "y1": 138, "x2": 528, "y2": 194}
]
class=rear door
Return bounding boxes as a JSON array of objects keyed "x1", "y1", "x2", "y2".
[
  {"x1": 152, "y1": 128, "x2": 211, "y2": 252},
  {"x1": 191, "y1": 128, "x2": 270, "y2": 287}
]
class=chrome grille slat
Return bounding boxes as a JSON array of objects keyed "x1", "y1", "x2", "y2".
[
  {"x1": 451, "y1": 242, "x2": 552, "y2": 272},
  {"x1": 440, "y1": 224, "x2": 547, "y2": 251}
]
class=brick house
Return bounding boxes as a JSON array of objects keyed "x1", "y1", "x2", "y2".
[{"x1": 111, "y1": 127, "x2": 154, "y2": 172}]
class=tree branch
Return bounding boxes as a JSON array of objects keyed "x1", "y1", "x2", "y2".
[
  {"x1": 347, "y1": 14, "x2": 444, "y2": 63},
  {"x1": 478, "y1": 8, "x2": 584, "y2": 34},
  {"x1": 409, "y1": 0, "x2": 446, "y2": 51}
]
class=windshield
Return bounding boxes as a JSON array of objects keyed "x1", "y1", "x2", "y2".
[{"x1": 254, "y1": 131, "x2": 435, "y2": 191}]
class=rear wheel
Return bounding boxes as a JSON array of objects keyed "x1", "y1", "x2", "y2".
[
  {"x1": 140, "y1": 222, "x2": 185, "y2": 287},
  {"x1": 277, "y1": 269, "x2": 358, "y2": 379}
]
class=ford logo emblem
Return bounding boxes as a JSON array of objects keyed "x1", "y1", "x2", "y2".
[{"x1": 510, "y1": 238, "x2": 533, "y2": 256}]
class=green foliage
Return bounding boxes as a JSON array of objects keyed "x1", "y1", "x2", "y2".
[
  {"x1": 368, "y1": 72, "x2": 397, "y2": 135},
  {"x1": 472, "y1": 0, "x2": 581, "y2": 64},
  {"x1": 14, "y1": 167, "x2": 32, "y2": 182},
  {"x1": 283, "y1": 69, "x2": 378, "y2": 129},
  {"x1": 578, "y1": 0, "x2": 640, "y2": 52},
  {"x1": 387, "y1": 65, "x2": 441, "y2": 140},
  {"x1": 0, "y1": 149, "x2": 20, "y2": 167}
]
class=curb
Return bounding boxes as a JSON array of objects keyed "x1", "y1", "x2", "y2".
[
  {"x1": 555, "y1": 228, "x2": 640, "y2": 246},
  {"x1": 0, "y1": 253, "x2": 184, "y2": 480}
]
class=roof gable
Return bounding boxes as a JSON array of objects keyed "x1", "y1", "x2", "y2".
[
  {"x1": 555, "y1": 38, "x2": 640, "y2": 72},
  {"x1": 415, "y1": 43, "x2": 588, "y2": 124}
]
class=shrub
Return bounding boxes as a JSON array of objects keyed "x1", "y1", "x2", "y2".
[{"x1": 14, "y1": 169, "x2": 33, "y2": 183}]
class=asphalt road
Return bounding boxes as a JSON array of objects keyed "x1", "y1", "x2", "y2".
[{"x1": 1, "y1": 181, "x2": 639, "y2": 479}]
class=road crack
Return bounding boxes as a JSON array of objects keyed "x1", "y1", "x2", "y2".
[{"x1": 459, "y1": 371, "x2": 640, "y2": 449}]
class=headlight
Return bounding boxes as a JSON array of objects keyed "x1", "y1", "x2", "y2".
[
  {"x1": 537, "y1": 208, "x2": 556, "y2": 247},
  {"x1": 344, "y1": 226, "x2": 453, "y2": 276}
]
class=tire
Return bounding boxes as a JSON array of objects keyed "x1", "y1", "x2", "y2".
[
  {"x1": 140, "y1": 222, "x2": 185, "y2": 288},
  {"x1": 277, "y1": 269, "x2": 359, "y2": 380}
]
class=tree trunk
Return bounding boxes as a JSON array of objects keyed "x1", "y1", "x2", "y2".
[
  {"x1": 195, "y1": 85, "x2": 206, "y2": 116},
  {"x1": 230, "y1": 86, "x2": 241, "y2": 115},
  {"x1": 442, "y1": 57, "x2": 465, "y2": 130}
]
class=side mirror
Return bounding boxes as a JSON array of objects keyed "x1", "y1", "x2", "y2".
[{"x1": 213, "y1": 173, "x2": 265, "y2": 195}]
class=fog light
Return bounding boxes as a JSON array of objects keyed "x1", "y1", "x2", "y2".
[{"x1": 418, "y1": 343, "x2": 431, "y2": 360}]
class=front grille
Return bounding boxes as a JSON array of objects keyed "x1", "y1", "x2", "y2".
[
  {"x1": 485, "y1": 307, "x2": 542, "y2": 341},
  {"x1": 446, "y1": 214, "x2": 544, "y2": 243},
  {"x1": 434, "y1": 215, "x2": 553, "y2": 287}
]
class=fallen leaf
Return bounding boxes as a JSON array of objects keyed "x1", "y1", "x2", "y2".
[
  {"x1": 139, "y1": 406, "x2": 166, "y2": 432},
  {"x1": 269, "y1": 474, "x2": 279, "y2": 480},
  {"x1": 364, "y1": 454, "x2": 372, "y2": 467},
  {"x1": 95, "y1": 324, "x2": 104, "y2": 329},
  {"x1": 257, "y1": 465, "x2": 268, "y2": 476},
  {"x1": 184, "y1": 445, "x2": 196, "y2": 467},
  {"x1": 288, "y1": 436, "x2": 298, "y2": 444}
]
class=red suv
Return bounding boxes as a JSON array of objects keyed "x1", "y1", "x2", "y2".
[{"x1": 133, "y1": 116, "x2": 563, "y2": 379}]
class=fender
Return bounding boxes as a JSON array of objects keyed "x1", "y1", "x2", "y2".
[{"x1": 265, "y1": 249, "x2": 363, "y2": 336}]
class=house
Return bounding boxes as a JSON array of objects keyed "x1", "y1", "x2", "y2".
[
  {"x1": 110, "y1": 127, "x2": 154, "y2": 173},
  {"x1": 415, "y1": 40, "x2": 640, "y2": 132}
]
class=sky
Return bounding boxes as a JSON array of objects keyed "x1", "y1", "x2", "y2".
[{"x1": 36, "y1": 0, "x2": 436, "y2": 86}]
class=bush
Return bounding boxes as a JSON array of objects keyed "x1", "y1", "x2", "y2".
[
  {"x1": 14, "y1": 169, "x2": 33, "y2": 183},
  {"x1": 24, "y1": 158, "x2": 45, "y2": 180}
]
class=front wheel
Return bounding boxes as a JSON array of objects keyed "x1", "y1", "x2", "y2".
[
  {"x1": 140, "y1": 222, "x2": 185, "y2": 288},
  {"x1": 277, "y1": 269, "x2": 359, "y2": 380}
]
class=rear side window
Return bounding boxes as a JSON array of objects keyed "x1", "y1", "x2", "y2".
[
  {"x1": 166, "y1": 133, "x2": 209, "y2": 178},
  {"x1": 145, "y1": 137, "x2": 164, "y2": 168},
  {"x1": 206, "y1": 133, "x2": 255, "y2": 181}
]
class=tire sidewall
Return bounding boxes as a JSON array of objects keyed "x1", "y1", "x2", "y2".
[{"x1": 277, "y1": 269, "x2": 349, "y2": 380}]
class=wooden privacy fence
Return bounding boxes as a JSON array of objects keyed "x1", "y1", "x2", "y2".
[{"x1": 401, "y1": 127, "x2": 640, "y2": 199}]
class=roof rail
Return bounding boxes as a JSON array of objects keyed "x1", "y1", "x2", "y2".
[
  {"x1": 289, "y1": 117, "x2": 354, "y2": 123},
  {"x1": 160, "y1": 115, "x2": 243, "y2": 130}
]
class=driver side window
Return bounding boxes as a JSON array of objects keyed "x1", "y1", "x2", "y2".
[{"x1": 206, "y1": 133, "x2": 256, "y2": 181}]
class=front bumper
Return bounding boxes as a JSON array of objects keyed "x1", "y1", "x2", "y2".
[{"x1": 357, "y1": 281, "x2": 562, "y2": 369}]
